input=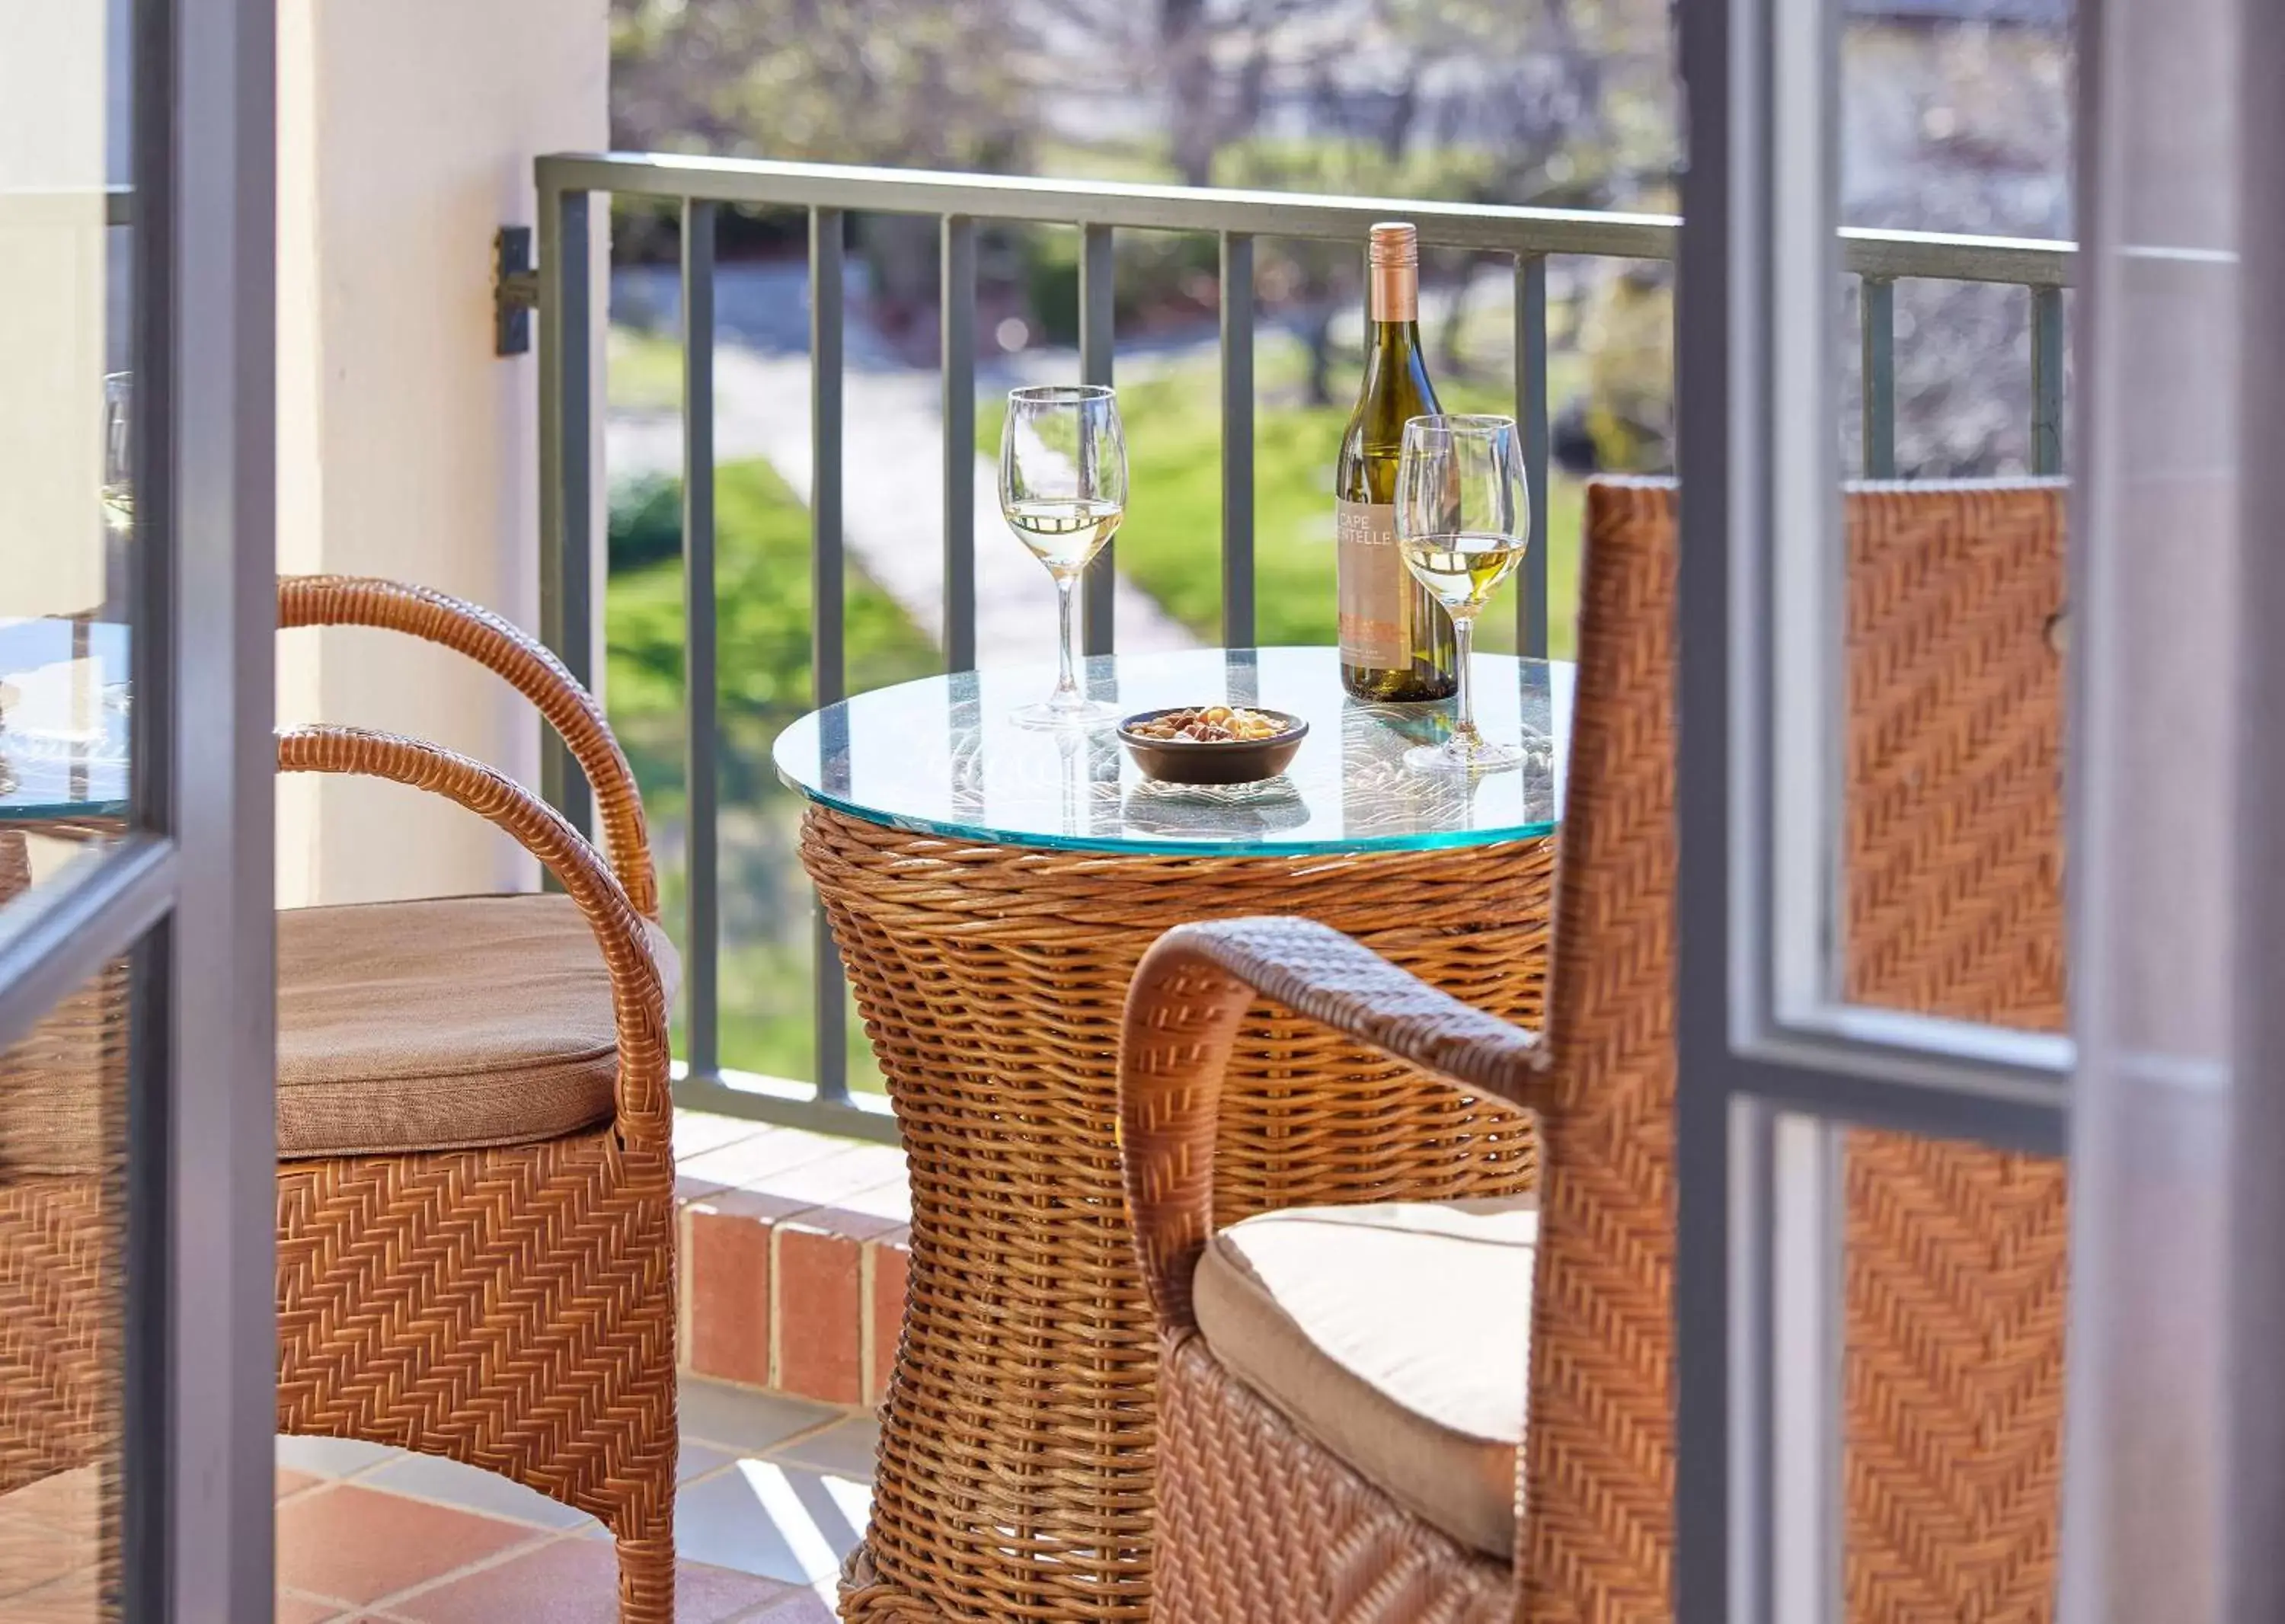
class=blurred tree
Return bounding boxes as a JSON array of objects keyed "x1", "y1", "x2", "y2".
[
  {"x1": 609, "y1": 0, "x2": 1039, "y2": 171},
  {"x1": 1189, "y1": 0, "x2": 1674, "y2": 404}
]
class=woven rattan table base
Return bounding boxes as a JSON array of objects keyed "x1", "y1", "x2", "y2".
[{"x1": 801, "y1": 806, "x2": 1552, "y2": 1623}]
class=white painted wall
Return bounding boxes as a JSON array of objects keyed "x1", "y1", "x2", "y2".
[
  {"x1": 0, "y1": 2, "x2": 110, "y2": 622},
  {"x1": 275, "y1": 0, "x2": 608, "y2": 906}
]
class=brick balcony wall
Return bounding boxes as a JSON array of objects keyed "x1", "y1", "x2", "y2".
[{"x1": 675, "y1": 1111, "x2": 912, "y2": 1408}]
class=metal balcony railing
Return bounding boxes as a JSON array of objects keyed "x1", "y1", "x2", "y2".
[{"x1": 529, "y1": 151, "x2": 2076, "y2": 1143}]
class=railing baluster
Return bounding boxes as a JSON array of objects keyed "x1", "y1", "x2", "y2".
[
  {"x1": 1861, "y1": 275, "x2": 1897, "y2": 478},
  {"x1": 1515, "y1": 253, "x2": 1551, "y2": 660},
  {"x1": 537, "y1": 184, "x2": 595, "y2": 840},
  {"x1": 941, "y1": 216, "x2": 978, "y2": 673},
  {"x1": 1079, "y1": 223, "x2": 1117, "y2": 657},
  {"x1": 682, "y1": 199, "x2": 721, "y2": 1081},
  {"x1": 810, "y1": 206, "x2": 849, "y2": 1103},
  {"x1": 1220, "y1": 232, "x2": 1256, "y2": 648},
  {"x1": 2031, "y1": 284, "x2": 2065, "y2": 475}
]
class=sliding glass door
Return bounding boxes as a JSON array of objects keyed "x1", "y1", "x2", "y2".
[
  {"x1": 1670, "y1": 0, "x2": 2076, "y2": 1617},
  {"x1": 0, "y1": 0, "x2": 274, "y2": 1616}
]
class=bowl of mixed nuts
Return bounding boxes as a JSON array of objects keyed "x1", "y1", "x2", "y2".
[{"x1": 1116, "y1": 704, "x2": 1308, "y2": 785}]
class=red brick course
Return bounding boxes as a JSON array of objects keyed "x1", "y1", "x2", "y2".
[{"x1": 676, "y1": 1114, "x2": 910, "y2": 1406}]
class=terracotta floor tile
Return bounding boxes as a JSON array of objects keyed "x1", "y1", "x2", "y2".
[
  {"x1": 0, "y1": 1468, "x2": 103, "y2": 1541},
  {"x1": 0, "y1": 1513, "x2": 98, "y2": 1600},
  {"x1": 277, "y1": 1468, "x2": 326, "y2": 1501},
  {"x1": 275, "y1": 1593, "x2": 341, "y2": 1624},
  {"x1": 275, "y1": 1484, "x2": 545, "y2": 1606},
  {"x1": 670, "y1": 1461, "x2": 867, "y2": 1587},
  {"x1": 274, "y1": 1434, "x2": 399, "y2": 1479},
  {"x1": 743, "y1": 1590, "x2": 838, "y2": 1623},
  {"x1": 766, "y1": 1418, "x2": 880, "y2": 1481},
  {"x1": 679, "y1": 1443, "x2": 740, "y2": 1485},
  {"x1": 0, "y1": 1565, "x2": 104, "y2": 1623},
  {"x1": 384, "y1": 1538, "x2": 794, "y2": 1624},
  {"x1": 676, "y1": 1380, "x2": 842, "y2": 1456},
  {"x1": 355, "y1": 1452, "x2": 593, "y2": 1531}
]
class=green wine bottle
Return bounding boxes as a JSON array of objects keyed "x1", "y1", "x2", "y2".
[{"x1": 1336, "y1": 222, "x2": 1459, "y2": 702}]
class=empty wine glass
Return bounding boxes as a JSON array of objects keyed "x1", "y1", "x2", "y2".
[
  {"x1": 1000, "y1": 384, "x2": 1126, "y2": 729},
  {"x1": 1394, "y1": 414, "x2": 1532, "y2": 775}
]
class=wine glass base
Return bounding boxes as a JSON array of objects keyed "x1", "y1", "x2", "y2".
[
  {"x1": 1405, "y1": 739, "x2": 1528, "y2": 776},
  {"x1": 1010, "y1": 698, "x2": 1121, "y2": 731}
]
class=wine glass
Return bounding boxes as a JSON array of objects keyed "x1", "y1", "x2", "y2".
[
  {"x1": 1394, "y1": 414, "x2": 1531, "y2": 775},
  {"x1": 1000, "y1": 384, "x2": 1126, "y2": 729}
]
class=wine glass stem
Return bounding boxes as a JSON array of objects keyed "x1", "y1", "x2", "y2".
[
  {"x1": 1452, "y1": 615, "x2": 1478, "y2": 744},
  {"x1": 1054, "y1": 574, "x2": 1082, "y2": 708}
]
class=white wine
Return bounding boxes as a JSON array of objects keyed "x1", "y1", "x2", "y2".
[
  {"x1": 1399, "y1": 532, "x2": 1529, "y2": 617},
  {"x1": 1004, "y1": 497, "x2": 1121, "y2": 577},
  {"x1": 1336, "y1": 222, "x2": 1459, "y2": 702}
]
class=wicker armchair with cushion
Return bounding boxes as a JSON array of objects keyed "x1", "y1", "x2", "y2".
[
  {"x1": 0, "y1": 577, "x2": 682, "y2": 1622},
  {"x1": 1117, "y1": 480, "x2": 2068, "y2": 1622}
]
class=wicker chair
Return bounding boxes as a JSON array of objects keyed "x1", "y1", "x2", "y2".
[
  {"x1": 0, "y1": 577, "x2": 680, "y2": 1622},
  {"x1": 1118, "y1": 480, "x2": 2068, "y2": 1622}
]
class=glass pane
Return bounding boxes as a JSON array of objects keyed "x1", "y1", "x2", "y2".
[
  {"x1": 1840, "y1": 1123, "x2": 2069, "y2": 1622},
  {"x1": 1788, "y1": 0, "x2": 2078, "y2": 1030},
  {"x1": 0, "y1": 0, "x2": 138, "y2": 915},
  {"x1": 0, "y1": 950, "x2": 133, "y2": 1622}
]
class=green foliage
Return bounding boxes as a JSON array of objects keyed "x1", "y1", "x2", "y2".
[
  {"x1": 1018, "y1": 229, "x2": 1222, "y2": 347},
  {"x1": 609, "y1": 0, "x2": 1035, "y2": 172},
  {"x1": 607, "y1": 459, "x2": 935, "y2": 781},
  {"x1": 605, "y1": 458, "x2": 935, "y2": 1089},
  {"x1": 609, "y1": 475, "x2": 682, "y2": 574},
  {"x1": 606, "y1": 324, "x2": 685, "y2": 414}
]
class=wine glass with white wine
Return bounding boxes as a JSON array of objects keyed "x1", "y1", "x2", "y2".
[
  {"x1": 999, "y1": 384, "x2": 1126, "y2": 729},
  {"x1": 1394, "y1": 414, "x2": 1531, "y2": 775}
]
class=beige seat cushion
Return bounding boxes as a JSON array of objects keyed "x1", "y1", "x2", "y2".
[
  {"x1": 1191, "y1": 1196, "x2": 1535, "y2": 1561},
  {"x1": 276, "y1": 893, "x2": 678, "y2": 1159}
]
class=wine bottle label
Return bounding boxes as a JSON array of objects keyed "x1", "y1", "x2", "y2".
[{"x1": 1336, "y1": 499, "x2": 1405, "y2": 667}]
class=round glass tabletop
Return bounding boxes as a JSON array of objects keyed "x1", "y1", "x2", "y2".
[{"x1": 772, "y1": 646, "x2": 1571, "y2": 857}]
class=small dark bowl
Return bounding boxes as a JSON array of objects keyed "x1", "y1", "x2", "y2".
[{"x1": 1117, "y1": 707, "x2": 1309, "y2": 785}]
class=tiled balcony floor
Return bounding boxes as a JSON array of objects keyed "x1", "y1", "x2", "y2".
[{"x1": 0, "y1": 1379, "x2": 877, "y2": 1622}]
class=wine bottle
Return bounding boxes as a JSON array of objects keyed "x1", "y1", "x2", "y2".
[{"x1": 1336, "y1": 222, "x2": 1459, "y2": 702}]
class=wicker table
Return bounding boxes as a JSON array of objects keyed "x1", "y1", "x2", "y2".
[{"x1": 773, "y1": 647, "x2": 1571, "y2": 1624}]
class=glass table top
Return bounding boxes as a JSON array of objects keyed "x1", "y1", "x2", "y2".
[
  {"x1": 0, "y1": 618, "x2": 129, "y2": 823},
  {"x1": 772, "y1": 647, "x2": 1571, "y2": 857}
]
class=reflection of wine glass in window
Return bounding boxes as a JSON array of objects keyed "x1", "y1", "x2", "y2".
[
  {"x1": 99, "y1": 372, "x2": 132, "y2": 618},
  {"x1": 1395, "y1": 414, "x2": 1531, "y2": 775},
  {"x1": 999, "y1": 385, "x2": 1126, "y2": 730}
]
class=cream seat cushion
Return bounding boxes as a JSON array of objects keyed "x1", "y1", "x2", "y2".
[
  {"x1": 276, "y1": 893, "x2": 679, "y2": 1159},
  {"x1": 1190, "y1": 1195, "x2": 1535, "y2": 1561}
]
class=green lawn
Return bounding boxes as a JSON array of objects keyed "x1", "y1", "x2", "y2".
[
  {"x1": 608, "y1": 324, "x2": 686, "y2": 414},
  {"x1": 605, "y1": 456, "x2": 936, "y2": 1089}
]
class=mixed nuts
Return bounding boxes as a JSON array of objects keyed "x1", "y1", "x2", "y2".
[{"x1": 1124, "y1": 705, "x2": 1291, "y2": 743}]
